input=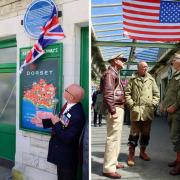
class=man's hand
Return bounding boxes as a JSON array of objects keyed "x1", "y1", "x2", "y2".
[
  {"x1": 110, "y1": 113, "x2": 118, "y2": 120},
  {"x1": 159, "y1": 103, "x2": 163, "y2": 112},
  {"x1": 32, "y1": 117, "x2": 43, "y2": 127},
  {"x1": 51, "y1": 115, "x2": 60, "y2": 125},
  {"x1": 167, "y1": 105, "x2": 176, "y2": 113}
]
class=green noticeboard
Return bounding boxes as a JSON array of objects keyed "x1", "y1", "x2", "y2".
[{"x1": 19, "y1": 44, "x2": 63, "y2": 134}]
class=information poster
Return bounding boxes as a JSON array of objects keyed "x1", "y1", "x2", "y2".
[{"x1": 20, "y1": 44, "x2": 63, "y2": 133}]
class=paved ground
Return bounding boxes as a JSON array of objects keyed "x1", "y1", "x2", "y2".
[
  {"x1": 91, "y1": 116, "x2": 180, "y2": 180},
  {"x1": 0, "y1": 166, "x2": 12, "y2": 180}
]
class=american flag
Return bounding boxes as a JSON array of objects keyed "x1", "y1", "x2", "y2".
[
  {"x1": 20, "y1": 6, "x2": 65, "y2": 73},
  {"x1": 122, "y1": 0, "x2": 180, "y2": 41}
]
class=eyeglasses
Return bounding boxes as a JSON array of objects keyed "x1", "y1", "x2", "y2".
[{"x1": 65, "y1": 88, "x2": 74, "y2": 97}]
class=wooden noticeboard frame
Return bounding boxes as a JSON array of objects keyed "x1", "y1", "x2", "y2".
[{"x1": 19, "y1": 43, "x2": 63, "y2": 134}]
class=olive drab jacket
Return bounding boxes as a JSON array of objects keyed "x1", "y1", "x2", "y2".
[
  {"x1": 125, "y1": 72, "x2": 160, "y2": 121},
  {"x1": 162, "y1": 71, "x2": 180, "y2": 115}
]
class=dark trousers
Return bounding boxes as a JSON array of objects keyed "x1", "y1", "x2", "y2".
[
  {"x1": 129, "y1": 121, "x2": 152, "y2": 147},
  {"x1": 93, "y1": 110, "x2": 102, "y2": 125},
  {"x1": 57, "y1": 166, "x2": 77, "y2": 180}
]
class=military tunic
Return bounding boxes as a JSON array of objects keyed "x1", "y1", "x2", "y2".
[
  {"x1": 125, "y1": 72, "x2": 160, "y2": 122},
  {"x1": 125, "y1": 72, "x2": 160, "y2": 146},
  {"x1": 163, "y1": 71, "x2": 180, "y2": 152}
]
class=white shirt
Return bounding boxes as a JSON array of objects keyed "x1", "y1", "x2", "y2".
[{"x1": 63, "y1": 103, "x2": 77, "y2": 114}]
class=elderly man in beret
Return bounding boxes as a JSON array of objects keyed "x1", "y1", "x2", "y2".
[
  {"x1": 161, "y1": 53, "x2": 180, "y2": 176},
  {"x1": 100, "y1": 54, "x2": 127, "y2": 179}
]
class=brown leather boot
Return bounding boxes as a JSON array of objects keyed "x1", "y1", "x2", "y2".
[
  {"x1": 170, "y1": 162, "x2": 180, "y2": 175},
  {"x1": 127, "y1": 145, "x2": 135, "y2": 166},
  {"x1": 139, "y1": 146, "x2": 151, "y2": 161},
  {"x1": 170, "y1": 152, "x2": 180, "y2": 175},
  {"x1": 168, "y1": 160, "x2": 177, "y2": 167}
]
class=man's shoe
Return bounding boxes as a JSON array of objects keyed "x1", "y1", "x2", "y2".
[
  {"x1": 139, "y1": 147, "x2": 151, "y2": 161},
  {"x1": 168, "y1": 160, "x2": 177, "y2": 167},
  {"x1": 139, "y1": 153, "x2": 151, "y2": 161},
  {"x1": 116, "y1": 162, "x2": 124, "y2": 169},
  {"x1": 127, "y1": 146, "x2": 135, "y2": 166},
  {"x1": 99, "y1": 123, "x2": 102, "y2": 127},
  {"x1": 94, "y1": 124, "x2": 97, "y2": 127},
  {"x1": 102, "y1": 172, "x2": 121, "y2": 179},
  {"x1": 169, "y1": 162, "x2": 180, "y2": 175}
]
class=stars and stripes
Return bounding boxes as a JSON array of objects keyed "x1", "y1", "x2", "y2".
[
  {"x1": 122, "y1": 0, "x2": 180, "y2": 41},
  {"x1": 20, "y1": 6, "x2": 65, "y2": 73}
]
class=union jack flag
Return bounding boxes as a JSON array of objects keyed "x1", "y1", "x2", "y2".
[{"x1": 20, "y1": 6, "x2": 65, "y2": 73}]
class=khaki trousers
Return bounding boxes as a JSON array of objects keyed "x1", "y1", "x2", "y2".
[{"x1": 103, "y1": 106, "x2": 124, "y2": 173}]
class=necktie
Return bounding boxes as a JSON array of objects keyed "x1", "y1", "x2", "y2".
[{"x1": 59, "y1": 102, "x2": 67, "y2": 117}]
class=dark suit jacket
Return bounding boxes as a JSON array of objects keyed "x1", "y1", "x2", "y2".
[{"x1": 42, "y1": 102, "x2": 85, "y2": 169}]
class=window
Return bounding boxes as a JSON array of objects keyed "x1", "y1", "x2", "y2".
[{"x1": 0, "y1": 38, "x2": 16, "y2": 125}]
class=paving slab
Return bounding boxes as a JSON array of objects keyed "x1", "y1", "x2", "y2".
[
  {"x1": 91, "y1": 116, "x2": 180, "y2": 180},
  {"x1": 0, "y1": 166, "x2": 12, "y2": 180}
]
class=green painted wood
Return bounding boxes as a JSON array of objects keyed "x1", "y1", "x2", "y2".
[
  {"x1": 0, "y1": 69, "x2": 16, "y2": 73},
  {"x1": 0, "y1": 124, "x2": 16, "y2": 161},
  {"x1": 94, "y1": 41, "x2": 180, "y2": 49},
  {"x1": 0, "y1": 38, "x2": 16, "y2": 49},
  {"x1": 0, "y1": 63, "x2": 16, "y2": 69},
  {"x1": 20, "y1": 43, "x2": 63, "y2": 60},
  {"x1": 80, "y1": 27, "x2": 89, "y2": 118},
  {"x1": 0, "y1": 38, "x2": 16, "y2": 161},
  {"x1": 78, "y1": 27, "x2": 89, "y2": 180}
]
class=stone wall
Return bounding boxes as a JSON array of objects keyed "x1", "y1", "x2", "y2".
[{"x1": 0, "y1": 0, "x2": 32, "y2": 20}]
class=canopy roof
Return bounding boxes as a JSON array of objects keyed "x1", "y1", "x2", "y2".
[{"x1": 91, "y1": 0, "x2": 180, "y2": 80}]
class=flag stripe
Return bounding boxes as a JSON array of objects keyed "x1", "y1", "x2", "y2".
[
  {"x1": 123, "y1": 8, "x2": 159, "y2": 16},
  {"x1": 124, "y1": 34, "x2": 180, "y2": 41},
  {"x1": 123, "y1": 21, "x2": 180, "y2": 29},
  {"x1": 135, "y1": 0, "x2": 160, "y2": 3},
  {"x1": 123, "y1": 5, "x2": 159, "y2": 13},
  {"x1": 124, "y1": 25, "x2": 180, "y2": 32},
  {"x1": 123, "y1": 0, "x2": 180, "y2": 41},
  {"x1": 123, "y1": 14, "x2": 159, "y2": 23},
  {"x1": 122, "y1": 1, "x2": 160, "y2": 10},
  {"x1": 124, "y1": 27, "x2": 180, "y2": 35},
  {"x1": 124, "y1": 32, "x2": 180, "y2": 38},
  {"x1": 125, "y1": 19, "x2": 180, "y2": 27}
]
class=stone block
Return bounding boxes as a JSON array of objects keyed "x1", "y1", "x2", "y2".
[
  {"x1": 41, "y1": 134, "x2": 50, "y2": 141},
  {"x1": 30, "y1": 146, "x2": 48, "y2": 158},
  {"x1": 30, "y1": 132, "x2": 42, "y2": 140},
  {"x1": 39, "y1": 158, "x2": 57, "y2": 174},
  {"x1": 22, "y1": 153, "x2": 39, "y2": 168},
  {"x1": 0, "y1": 0, "x2": 18, "y2": 7},
  {"x1": 30, "y1": 138, "x2": 49, "y2": 149}
]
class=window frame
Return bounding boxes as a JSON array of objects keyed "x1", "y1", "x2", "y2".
[{"x1": 0, "y1": 38, "x2": 17, "y2": 72}]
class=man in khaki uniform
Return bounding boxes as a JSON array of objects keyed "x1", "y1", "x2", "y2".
[
  {"x1": 125, "y1": 61, "x2": 160, "y2": 166},
  {"x1": 161, "y1": 54, "x2": 180, "y2": 176},
  {"x1": 101, "y1": 54, "x2": 127, "y2": 179}
]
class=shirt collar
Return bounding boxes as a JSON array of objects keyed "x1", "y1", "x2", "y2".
[
  {"x1": 63, "y1": 103, "x2": 76, "y2": 114},
  {"x1": 110, "y1": 66, "x2": 119, "y2": 75}
]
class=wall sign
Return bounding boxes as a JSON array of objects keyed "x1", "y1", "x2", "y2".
[
  {"x1": 20, "y1": 44, "x2": 63, "y2": 134},
  {"x1": 24, "y1": 0, "x2": 57, "y2": 39}
]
